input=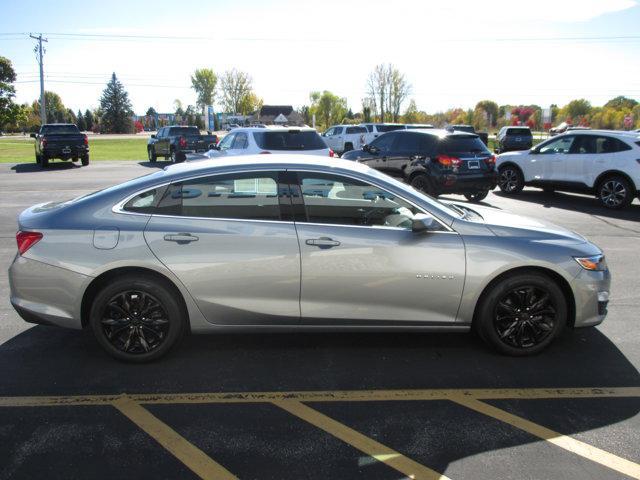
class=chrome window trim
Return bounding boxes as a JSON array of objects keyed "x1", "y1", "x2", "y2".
[{"x1": 111, "y1": 167, "x2": 457, "y2": 233}]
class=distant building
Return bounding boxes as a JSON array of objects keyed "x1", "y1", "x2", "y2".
[{"x1": 251, "y1": 105, "x2": 304, "y2": 126}]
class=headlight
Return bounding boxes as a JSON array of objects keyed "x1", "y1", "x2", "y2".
[{"x1": 574, "y1": 255, "x2": 607, "y2": 271}]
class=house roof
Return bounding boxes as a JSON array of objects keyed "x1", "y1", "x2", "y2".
[{"x1": 259, "y1": 105, "x2": 294, "y2": 116}]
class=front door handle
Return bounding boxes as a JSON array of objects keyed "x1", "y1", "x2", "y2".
[
  {"x1": 164, "y1": 233, "x2": 199, "y2": 243},
  {"x1": 306, "y1": 237, "x2": 341, "y2": 248}
]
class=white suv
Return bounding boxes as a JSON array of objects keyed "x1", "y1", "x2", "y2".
[
  {"x1": 321, "y1": 125, "x2": 367, "y2": 155},
  {"x1": 496, "y1": 130, "x2": 640, "y2": 209},
  {"x1": 193, "y1": 127, "x2": 333, "y2": 160},
  {"x1": 359, "y1": 123, "x2": 406, "y2": 145}
]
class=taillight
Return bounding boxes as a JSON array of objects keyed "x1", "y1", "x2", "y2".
[
  {"x1": 16, "y1": 231, "x2": 43, "y2": 255},
  {"x1": 259, "y1": 151, "x2": 271, "y2": 154},
  {"x1": 485, "y1": 155, "x2": 496, "y2": 167},
  {"x1": 436, "y1": 155, "x2": 461, "y2": 168},
  {"x1": 83, "y1": 134, "x2": 88, "y2": 146},
  {"x1": 179, "y1": 136, "x2": 187, "y2": 148},
  {"x1": 41, "y1": 138, "x2": 47, "y2": 147},
  {"x1": 329, "y1": 149, "x2": 335, "y2": 157}
]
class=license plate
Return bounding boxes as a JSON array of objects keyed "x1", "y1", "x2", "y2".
[
  {"x1": 516, "y1": 137, "x2": 521, "y2": 141},
  {"x1": 62, "y1": 146, "x2": 71, "y2": 154},
  {"x1": 467, "y1": 160, "x2": 480, "y2": 169}
]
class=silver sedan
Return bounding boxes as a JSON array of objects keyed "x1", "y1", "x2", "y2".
[{"x1": 9, "y1": 156, "x2": 611, "y2": 361}]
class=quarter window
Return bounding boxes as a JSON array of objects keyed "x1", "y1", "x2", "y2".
[
  {"x1": 296, "y1": 172, "x2": 425, "y2": 229},
  {"x1": 123, "y1": 188, "x2": 160, "y2": 214},
  {"x1": 157, "y1": 172, "x2": 282, "y2": 221}
]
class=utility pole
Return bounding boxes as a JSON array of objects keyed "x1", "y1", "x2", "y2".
[{"x1": 30, "y1": 33, "x2": 48, "y2": 125}]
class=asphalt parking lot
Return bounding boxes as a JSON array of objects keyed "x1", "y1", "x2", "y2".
[{"x1": 0, "y1": 160, "x2": 639, "y2": 480}]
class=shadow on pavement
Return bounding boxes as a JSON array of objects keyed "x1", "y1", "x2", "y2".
[
  {"x1": 493, "y1": 189, "x2": 640, "y2": 221},
  {"x1": 10, "y1": 162, "x2": 80, "y2": 173}
]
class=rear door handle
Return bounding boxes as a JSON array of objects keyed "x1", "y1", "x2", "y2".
[
  {"x1": 164, "y1": 233, "x2": 199, "y2": 243},
  {"x1": 306, "y1": 237, "x2": 341, "y2": 248}
]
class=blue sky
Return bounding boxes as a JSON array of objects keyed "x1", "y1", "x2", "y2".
[{"x1": 1, "y1": 0, "x2": 639, "y2": 114}]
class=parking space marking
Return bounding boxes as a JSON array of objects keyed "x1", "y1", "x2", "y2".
[
  {"x1": 0, "y1": 387, "x2": 638, "y2": 407},
  {"x1": 452, "y1": 396, "x2": 640, "y2": 480},
  {"x1": 273, "y1": 399, "x2": 450, "y2": 480},
  {"x1": 112, "y1": 396, "x2": 237, "y2": 480}
]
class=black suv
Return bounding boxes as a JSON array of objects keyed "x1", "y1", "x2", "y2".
[
  {"x1": 496, "y1": 126, "x2": 533, "y2": 153},
  {"x1": 342, "y1": 129, "x2": 498, "y2": 202}
]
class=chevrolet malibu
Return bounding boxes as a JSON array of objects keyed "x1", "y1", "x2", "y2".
[{"x1": 9, "y1": 156, "x2": 610, "y2": 362}]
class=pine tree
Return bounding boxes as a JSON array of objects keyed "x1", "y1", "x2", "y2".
[
  {"x1": 77, "y1": 110, "x2": 86, "y2": 131},
  {"x1": 99, "y1": 73, "x2": 133, "y2": 133},
  {"x1": 84, "y1": 109, "x2": 94, "y2": 131}
]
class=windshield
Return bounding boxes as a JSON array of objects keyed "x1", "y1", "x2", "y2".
[
  {"x1": 252, "y1": 131, "x2": 326, "y2": 150},
  {"x1": 507, "y1": 128, "x2": 532, "y2": 136},
  {"x1": 41, "y1": 125, "x2": 79, "y2": 135}
]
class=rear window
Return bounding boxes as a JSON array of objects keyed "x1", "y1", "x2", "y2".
[
  {"x1": 252, "y1": 131, "x2": 326, "y2": 150},
  {"x1": 451, "y1": 125, "x2": 475, "y2": 133},
  {"x1": 41, "y1": 125, "x2": 79, "y2": 134},
  {"x1": 437, "y1": 135, "x2": 490, "y2": 155},
  {"x1": 506, "y1": 128, "x2": 532, "y2": 136},
  {"x1": 376, "y1": 125, "x2": 405, "y2": 133},
  {"x1": 346, "y1": 126, "x2": 367, "y2": 134},
  {"x1": 169, "y1": 127, "x2": 200, "y2": 136}
]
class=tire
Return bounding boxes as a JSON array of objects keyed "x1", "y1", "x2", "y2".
[
  {"x1": 89, "y1": 275, "x2": 185, "y2": 362},
  {"x1": 410, "y1": 174, "x2": 436, "y2": 196},
  {"x1": 35, "y1": 153, "x2": 41, "y2": 164},
  {"x1": 498, "y1": 165, "x2": 524, "y2": 194},
  {"x1": 475, "y1": 272, "x2": 567, "y2": 356},
  {"x1": 81, "y1": 154, "x2": 89, "y2": 166},
  {"x1": 41, "y1": 154, "x2": 49, "y2": 168},
  {"x1": 148, "y1": 147, "x2": 157, "y2": 163},
  {"x1": 597, "y1": 175, "x2": 633, "y2": 209},
  {"x1": 72, "y1": 156, "x2": 79, "y2": 163},
  {"x1": 344, "y1": 142, "x2": 353, "y2": 153},
  {"x1": 170, "y1": 148, "x2": 184, "y2": 163},
  {"x1": 464, "y1": 190, "x2": 489, "y2": 202},
  {"x1": 542, "y1": 187, "x2": 555, "y2": 193}
]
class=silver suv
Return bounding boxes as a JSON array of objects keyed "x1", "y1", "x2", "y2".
[{"x1": 10, "y1": 155, "x2": 610, "y2": 361}]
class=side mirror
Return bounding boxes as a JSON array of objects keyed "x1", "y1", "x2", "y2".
[
  {"x1": 530, "y1": 147, "x2": 538, "y2": 154},
  {"x1": 412, "y1": 213, "x2": 439, "y2": 233},
  {"x1": 30, "y1": 133, "x2": 36, "y2": 138},
  {"x1": 368, "y1": 146, "x2": 380, "y2": 155},
  {"x1": 362, "y1": 144, "x2": 370, "y2": 152},
  {"x1": 150, "y1": 134, "x2": 156, "y2": 139}
]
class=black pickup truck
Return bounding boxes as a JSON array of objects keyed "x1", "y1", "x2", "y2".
[
  {"x1": 147, "y1": 126, "x2": 218, "y2": 163},
  {"x1": 30, "y1": 123, "x2": 89, "y2": 168}
]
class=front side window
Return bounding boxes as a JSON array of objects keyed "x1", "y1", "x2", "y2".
[
  {"x1": 324, "y1": 128, "x2": 335, "y2": 136},
  {"x1": 296, "y1": 172, "x2": 425, "y2": 229},
  {"x1": 346, "y1": 126, "x2": 367, "y2": 134},
  {"x1": 538, "y1": 136, "x2": 575, "y2": 154},
  {"x1": 157, "y1": 172, "x2": 282, "y2": 221},
  {"x1": 218, "y1": 133, "x2": 235, "y2": 151},
  {"x1": 232, "y1": 132, "x2": 249, "y2": 149},
  {"x1": 369, "y1": 133, "x2": 397, "y2": 153},
  {"x1": 395, "y1": 133, "x2": 424, "y2": 154},
  {"x1": 333, "y1": 127, "x2": 343, "y2": 135}
]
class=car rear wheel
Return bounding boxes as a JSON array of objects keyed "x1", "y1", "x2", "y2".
[
  {"x1": 464, "y1": 190, "x2": 489, "y2": 202},
  {"x1": 89, "y1": 275, "x2": 185, "y2": 362},
  {"x1": 148, "y1": 147, "x2": 157, "y2": 163},
  {"x1": 476, "y1": 272, "x2": 566, "y2": 356},
  {"x1": 41, "y1": 154, "x2": 49, "y2": 168},
  {"x1": 597, "y1": 175, "x2": 633, "y2": 209},
  {"x1": 81, "y1": 154, "x2": 89, "y2": 166},
  {"x1": 498, "y1": 166, "x2": 524, "y2": 194},
  {"x1": 344, "y1": 142, "x2": 353, "y2": 153},
  {"x1": 410, "y1": 174, "x2": 436, "y2": 196}
]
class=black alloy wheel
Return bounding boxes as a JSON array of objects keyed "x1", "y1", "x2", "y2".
[
  {"x1": 498, "y1": 166, "x2": 524, "y2": 193},
  {"x1": 464, "y1": 190, "x2": 489, "y2": 202},
  {"x1": 410, "y1": 174, "x2": 435, "y2": 196}
]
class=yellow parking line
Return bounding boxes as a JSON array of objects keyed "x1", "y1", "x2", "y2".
[
  {"x1": 273, "y1": 399, "x2": 450, "y2": 480},
  {"x1": 0, "y1": 387, "x2": 638, "y2": 407},
  {"x1": 112, "y1": 396, "x2": 237, "y2": 480},
  {"x1": 452, "y1": 396, "x2": 640, "y2": 480}
]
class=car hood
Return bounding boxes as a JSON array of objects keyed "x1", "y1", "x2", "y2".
[{"x1": 457, "y1": 204, "x2": 588, "y2": 245}]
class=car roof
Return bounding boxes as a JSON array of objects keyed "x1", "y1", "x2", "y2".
[
  {"x1": 233, "y1": 126, "x2": 317, "y2": 132},
  {"x1": 555, "y1": 129, "x2": 640, "y2": 139},
  {"x1": 394, "y1": 128, "x2": 478, "y2": 138}
]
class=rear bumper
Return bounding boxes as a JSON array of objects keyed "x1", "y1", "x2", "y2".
[
  {"x1": 43, "y1": 145, "x2": 88, "y2": 158},
  {"x1": 433, "y1": 171, "x2": 498, "y2": 194},
  {"x1": 8, "y1": 255, "x2": 87, "y2": 329}
]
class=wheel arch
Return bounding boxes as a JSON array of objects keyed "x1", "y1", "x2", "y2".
[
  {"x1": 497, "y1": 161, "x2": 524, "y2": 175},
  {"x1": 471, "y1": 266, "x2": 576, "y2": 329},
  {"x1": 80, "y1": 266, "x2": 190, "y2": 330},
  {"x1": 593, "y1": 170, "x2": 637, "y2": 192}
]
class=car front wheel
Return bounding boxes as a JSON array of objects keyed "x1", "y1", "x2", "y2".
[
  {"x1": 476, "y1": 272, "x2": 566, "y2": 356},
  {"x1": 498, "y1": 166, "x2": 524, "y2": 194},
  {"x1": 464, "y1": 190, "x2": 489, "y2": 202},
  {"x1": 89, "y1": 275, "x2": 185, "y2": 362}
]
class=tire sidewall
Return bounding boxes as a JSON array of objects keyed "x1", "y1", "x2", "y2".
[
  {"x1": 498, "y1": 165, "x2": 524, "y2": 193},
  {"x1": 598, "y1": 176, "x2": 633, "y2": 209},
  {"x1": 477, "y1": 273, "x2": 567, "y2": 356},
  {"x1": 89, "y1": 276, "x2": 184, "y2": 362},
  {"x1": 81, "y1": 155, "x2": 89, "y2": 166}
]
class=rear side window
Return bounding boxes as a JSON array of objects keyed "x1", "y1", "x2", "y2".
[
  {"x1": 437, "y1": 135, "x2": 489, "y2": 155},
  {"x1": 168, "y1": 127, "x2": 200, "y2": 136},
  {"x1": 346, "y1": 126, "x2": 367, "y2": 134},
  {"x1": 376, "y1": 125, "x2": 405, "y2": 133},
  {"x1": 123, "y1": 188, "x2": 160, "y2": 214},
  {"x1": 157, "y1": 172, "x2": 281, "y2": 220},
  {"x1": 252, "y1": 131, "x2": 326, "y2": 150},
  {"x1": 506, "y1": 128, "x2": 532, "y2": 136},
  {"x1": 41, "y1": 125, "x2": 79, "y2": 134}
]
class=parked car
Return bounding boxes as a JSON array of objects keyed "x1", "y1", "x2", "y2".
[
  {"x1": 359, "y1": 123, "x2": 406, "y2": 144},
  {"x1": 449, "y1": 124, "x2": 489, "y2": 145},
  {"x1": 10, "y1": 155, "x2": 610, "y2": 361},
  {"x1": 405, "y1": 124, "x2": 435, "y2": 129},
  {"x1": 496, "y1": 130, "x2": 640, "y2": 209},
  {"x1": 147, "y1": 126, "x2": 218, "y2": 163},
  {"x1": 30, "y1": 123, "x2": 89, "y2": 168},
  {"x1": 191, "y1": 127, "x2": 332, "y2": 159},
  {"x1": 321, "y1": 125, "x2": 367, "y2": 154},
  {"x1": 225, "y1": 124, "x2": 240, "y2": 131},
  {"x1": 495, "y1": 126, "x2": 533, "y2": 153},
  {"x1": 343, "y1": 129, "x2": 497, "y2": 202}
]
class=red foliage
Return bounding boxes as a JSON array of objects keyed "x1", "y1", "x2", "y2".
[
  {"x1": 526, "y1": 118, "x2": 535, "y2": 129},
  {"x1": 511, "y1": 106, "x2": 535, "y2": 122},
  {"x1": 511, "y1": 117, "x2": 520, "y2": 126},
  {"x1": 543, "y1": 122, "x2": 552, "y2": 131},
  {"x1": 134, "y1": 120, "x2": 144, "y2": 133}
]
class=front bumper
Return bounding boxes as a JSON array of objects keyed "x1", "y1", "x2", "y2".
[
  {"x1": 571, "y1": 268, "x2": 611, "y2": 328},
  {"x1": 9, "y1": 255, "x2": 88, "y2": 329}
]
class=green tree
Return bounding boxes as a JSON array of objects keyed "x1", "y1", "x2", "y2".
[
  {"x1": 84, "y1": 109, "x2": 94, "y2": 131},
  {"x1": 237, "y1": 92, "x2": 262, "y2": 115},
  {"x1": 146, "y1": 106, "x2": 157, "y2": 116},
  {"x1": 403, "y1": 99, "x2": 419, "y2": 124},
  {"x1": 562, "y1": 99, "x2": 591, "y2": 121},
  {"x1": 0, "y1": 56, "x2": 22, "y2": 130},
  {"x1": 474, "y1": 100, "x2": 499, "y2": 128},
  {"x1": 604, "y1": 96, "x2": 638, "y2": 111},
  {"x1": 220, "y1": 69, "x2": 253, "y2": 114},
  {"x1": 77, "y1": 110, "x2": 86, "y2": 131},
  {"x1": 309, "y1": 90, "x2": 347, "y2": 129},
  {"x1": 191, "y1": 68, "x2": 218, "y2": 114},
  {"x1": 99, "y1": 73, "x2": 134, "y2": 133}
]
